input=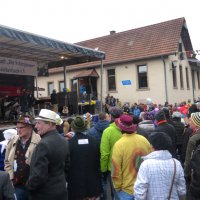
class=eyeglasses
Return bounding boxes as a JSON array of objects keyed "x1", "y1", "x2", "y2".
[{"x1": 16, "y1": 126, "x2": 27, "y2": 130}]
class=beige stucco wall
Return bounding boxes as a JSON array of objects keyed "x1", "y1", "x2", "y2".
[
  {"x1": 106, "y1": 59, "x2": 167, "y2": 105},
  {"x1": 36, "y1": 55, "x2": 200, "y2": 106}
]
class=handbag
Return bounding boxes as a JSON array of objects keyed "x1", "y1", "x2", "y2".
[{"x1": 168, "y1": 158, "x2": 176, "y2": 200}]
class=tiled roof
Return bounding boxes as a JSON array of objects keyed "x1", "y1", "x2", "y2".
[
  {"x1": 49, "y1": 18, "x2": 187, "y2": 73},
  {"x1": 73, "y1": 69, "x2": 99, "y2": 79}
]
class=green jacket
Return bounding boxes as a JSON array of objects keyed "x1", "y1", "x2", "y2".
[{"x1": 100, "y1": 122, "x2": 122, "y2": 172}]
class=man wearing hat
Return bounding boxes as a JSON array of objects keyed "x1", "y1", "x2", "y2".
[
  {"x1": 26, "y1": 109, "x2": 70, "y2": 200},
  {"x1": 4, "y1": 114, "x2": 41, "y2": 200},
  {"x1": 111, "y1": 114, "x2": 152, "y2": 200},
  {"x1": 100, "y1": 107, "x2": 123, "y2": 200},
  {"x1": 67, "y1": 116, "x2": 102, "y2": 200}
]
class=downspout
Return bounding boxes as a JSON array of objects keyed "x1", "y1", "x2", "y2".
[
  {"x1": 191, "y1": 69, "x2": 195, "y2": 103},
  {"x1": 161, "y1": 56, "x2": 168, "y2": 103},
  {"x1": 100, "y1": 59, "x2": 103, "y2": 112}
]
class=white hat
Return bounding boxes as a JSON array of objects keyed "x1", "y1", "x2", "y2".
[
  {"x1": 35, "y1": 109, "x2": 63, "y2": 125},
  {"x1": 3, "y1": 129, "x2": 17, "y2": 140}
]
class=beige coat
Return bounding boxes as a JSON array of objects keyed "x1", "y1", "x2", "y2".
[{"x1": 4, "y1": 132, "x2": 41, "y2": 180}]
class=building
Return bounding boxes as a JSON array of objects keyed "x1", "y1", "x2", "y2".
[{"x1": 37, "y1": 17, "x2": 200, "y2": 106}]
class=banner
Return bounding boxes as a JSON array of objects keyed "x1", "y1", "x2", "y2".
[
  {"x1": 0, "y1": 85, "x2": 23, "y2": 97},
  {"x1": 0, "y1": 56, "x2": 37, "y2": 76}
]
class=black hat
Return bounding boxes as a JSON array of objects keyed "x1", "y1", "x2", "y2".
[
  {"x1": 148, "y1": 132, "x2": 172, "y2": 151},
  {"x1": 155, "y1": 110, "x2": 166, "y2": 122}
]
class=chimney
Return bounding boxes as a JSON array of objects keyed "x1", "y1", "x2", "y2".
[{"x1": 110, "y1": 30, "x2": 116, "y2": 35}]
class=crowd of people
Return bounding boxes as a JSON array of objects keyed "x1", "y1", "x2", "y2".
[{"x1": 1, "y1": 97, "x2": 200, "y2": 199}]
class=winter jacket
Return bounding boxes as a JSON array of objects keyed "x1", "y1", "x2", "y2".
[
  {"x1": 182, "y1": 126, "x2": 192, "y2": 163},
  {"x1": 184, "y1": 130, "x2": 200, "y2": 178},
  {"x1": 87, "y1": 120, "x2": 109, "y2": 146},
  {"x1": 68, "y1": 132, "x2": 101, "y2": 200},
  {"x1": 137, "y1": 120, "x2": 155, "y2": 139},
  {"x1": 190, "y1": 143, "x2": 200, "y2": 197},
  {"x1": 133, "y1": 107, "x2": 141, "y2": 117},
  {"x1": 0, "y1": 171, "x2": 15, "y2": 200},
  {"x1": 155, "y1": 122, "x2": 176, "y2": 157},
  {"x1": 100, "y1": 122, "x2": 122, "y2": 172},
  {"x1": 26, "y1": 130, "x2": 70, "y2": 200},
  {"x1": 172, "y1": 119, "x2": 185, "y2": 145},
  {"x1": 134, "y1": 151, "x2": 186, "y2": 200},
  {"x1": 4, "y1": 132, "x2": 41, "y2": 180},
  {"x1": 0, "y1": 145, "x2": 6, "y2": 171}
]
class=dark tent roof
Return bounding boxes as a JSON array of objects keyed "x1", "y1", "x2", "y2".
[{"x1": 0, "y1": 25, "x2": 105, "y2": 68}]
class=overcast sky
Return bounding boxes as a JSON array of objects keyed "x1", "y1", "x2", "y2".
[{"x1": 0, "y1": 0, "x2": 199, "y2": 55}]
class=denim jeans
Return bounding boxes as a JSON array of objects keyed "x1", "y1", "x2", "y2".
[
  {"x1": 115, "y1": 190, "x2": 134, "y2": 200},
  {"x1": 15, "y1": 187, "x2": 29, "y2": 200},
  {"x1": 101, "y1": 171, "x2": 115, "y2": 200}
]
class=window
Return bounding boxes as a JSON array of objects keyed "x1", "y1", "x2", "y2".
[
  {"x1": 197, "y1": 71, "x2": 200, "y2": 89},
  {"x1": 59, "y1": 81, "x2": 64, "y2": 92},
  {"x1": 107, "y1": 69, "x2": 116, "y2": 91},
  {"x1": 179, "y1": 65, "x2": 184, "y2": 89},
  {"x1": 137, "y1": 65, "x2": 148, "y2": 89},
  {"x1": 172, "y1": 62, "x2": 177, "y2": 88},
  {"x1": 178, "y1": 43, "x2": 184, "y2": 60},
  {"x1": 185, "y1": 67, "x2": 190, "y2": 89},
  {"x1": 192, "y1": 70, "x2": 196, "y2": 89},
  {"x1": 48, "y1": 82, "x2": 54, "y2": 95}
]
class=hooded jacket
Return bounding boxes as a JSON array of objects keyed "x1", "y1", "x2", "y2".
[
  {"x1": 100, "y1": 122, "x2": 122, "y2": 172},
  {"x1": 87, "y1": 120, "x2": 109, "y2": 146},
  {"x1": 134, "y1": 151, "x2": 186, "y2": 200}
]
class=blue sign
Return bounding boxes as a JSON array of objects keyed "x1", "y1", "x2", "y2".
[{"x1": 122, "y1": 80, "x2": 132, "y2": 85}]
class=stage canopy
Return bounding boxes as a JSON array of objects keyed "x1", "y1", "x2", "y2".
[{"x1": 0, "y1": 24, "x2": 105, "y2": 68}]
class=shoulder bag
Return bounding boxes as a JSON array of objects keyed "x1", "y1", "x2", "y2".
[{"x1": 168, "y1": 158, "x2": 176, "y2": 200}]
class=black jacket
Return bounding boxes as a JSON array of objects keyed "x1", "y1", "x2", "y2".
[
  {"x1": 26, "y1": 130, "x2": 70, "y2": 200},
  {"x1": 68, "y1": 133, "x2": 101, "y2": 200},
  {"x1": 0, "y1": 171, "x2": 15, "y2": 200},
  {"x1": 172, "y1": 119, "x2": 184, "y2": 145},
  {"x1": 155, "y1": 122, "x2": 176, "y2": 157},
  {"x1": 190, "y1": 143, "x2": 200, "y2": 197}
]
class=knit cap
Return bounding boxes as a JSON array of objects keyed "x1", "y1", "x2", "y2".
[{"x1": 191, "y1": 112, "x2": 200, "y2": 127}]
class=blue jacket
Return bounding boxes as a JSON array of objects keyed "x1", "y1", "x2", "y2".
[
  {"x1": 133, "y1": 107, "x2": 141, "y2": 117},
  {"x1": 87, "y1": 120, "x2": 110, "y2": 146},
  {"x1": 0, "y1": 145, "x2": 5, "y2": 171}
]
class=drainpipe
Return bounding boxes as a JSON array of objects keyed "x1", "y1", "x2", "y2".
[
  {"x1": 100, "y1": 59, "x2": 103, "y2": 112},
  {"x1": 191, "y1": 69, "x2": 195, "y2": 103},
  {"x1": 161, "y1": 56, "x2": 168, "y2": 103}
]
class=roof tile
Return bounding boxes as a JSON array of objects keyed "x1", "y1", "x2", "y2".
[{"x1": 49, "y1": 18, "x2": 186, "y2": 73}]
